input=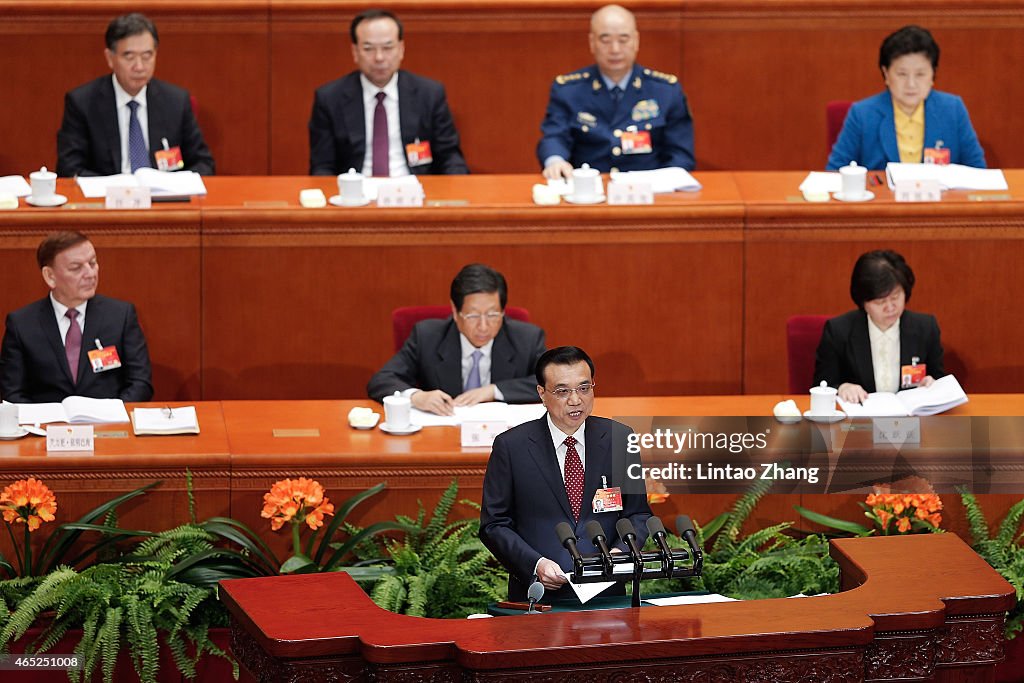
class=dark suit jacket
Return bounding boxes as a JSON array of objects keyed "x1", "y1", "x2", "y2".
[
  {"x1": 367, "y1": 318, "x2": 545, "y2": 403},
  {"x1": 308, "y1": 70, "x2": 468, "y2": 175},
  {"x1": 0, "y1": 295, "x2": 153, "y2": 403},
  {"x1": 57, "y1": 76, "x2": 215, "y2": 177},
  {"x1": 813, "y1": 309, "x2": 945, "y2": 393},
  {"x1": 480, "y1": 415, "x2": 653, "y2": 601}
]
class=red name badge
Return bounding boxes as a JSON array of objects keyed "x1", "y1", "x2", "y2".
[
  {"x1": 620, "y1": 130, "x2": 652, "y2": 155},
  {"x1": 593, "y1": 487, "x2": 623, "y2": 513},
  {"x1": 405, "y1": 140, "x2": 433, "y2": 167},
  {"x1": 923, "y1": 147, "x2": 950, "y2": 165},
  {"x1": 901, "y1": 363, "x2": 927, "y2": 388},
  {"x1": 155, "y1": 146, "x2": 185, "y2": 171},
  {"x1": 88, "y1": 346, "x2": 122, "y2": 373}
]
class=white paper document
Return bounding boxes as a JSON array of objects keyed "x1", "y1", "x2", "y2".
[
  {"x1": 410, "y1": 402, "x2": 546, "y2": 428},
  {"x1": 363, "y1": 175, "x2": 422, "y2": 201},
  {"x1": 17, "y1": 396, "x2": 130, "y2": 425},
  {"x1": 885, "y1": 163, "x2": 1008, "y2": 191},
  {"x1": 838, "y1": 374, "x2": 968, "y2": 417},
  {"x1": 0, "y1": 175, "x2": 32, "y2": 197},
  {"x1": 564, "y1": 564, "x2": 636, "y2": 605},
  {"x1": 132, "y1": 406, "x2": 200, "y2": 435},
  {"x1": 798, "y1": 171, "x2": 842, "y2": 194},
  {"x1": 77, "y1": 169, "x2": 208, "y2": 198},
  {"x1": 645, "y1": 593, "x2": 739, "y2": 606},
  {"x1": 609, "y1": 167, "x2": 702, "y2": 193}
]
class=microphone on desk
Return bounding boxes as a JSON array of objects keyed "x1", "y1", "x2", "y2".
[
  {"x1": 676, "y1": 515, "x2": 700, "y2": 555},
  {"x1": 555, "y1": 521, "x2": 584, "y2": 576},
  {"x1": 615, "y1": 518, "x2": 644, "y2": 566},
  {"x1": 647, "y1": 516, "x2": 675, "y2": 572},
  {"x1": 526, "y1": 580, "x2": 545, "y2": 614},
  {"x1": 584, "y1": 520, "x2": 614, "y2": 575}
]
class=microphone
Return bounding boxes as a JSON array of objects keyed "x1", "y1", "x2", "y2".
[
  {"x1": 646, "y1": 516, "x2": 675, "y2": 574},
  {"x1": 676, "y1": 515, "x2": 699, "y2": 553},
  {"x1": 615, "y1": 518, "x2": 644, "y2": 566},
  {"x1": 525, "y1": 580, "x2": 545, "y2": 614},
  {"x1": 584, "y1": 520, "x2": 614, "y2": 575},
  {"x1": 555, "y1": 522, "x2": 584, "y2": 576}
]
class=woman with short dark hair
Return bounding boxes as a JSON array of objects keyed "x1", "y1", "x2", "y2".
[
  {"x1": 814, "y1": 250, "x2": 944, "y2": 403},
  {"x1": 826, "y1": 25, "x2": 985, "y2": 170}
]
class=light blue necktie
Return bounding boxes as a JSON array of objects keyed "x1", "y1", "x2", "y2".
[
  {"x1": 127, "y1": 100, "x2": 150, "y2": 172},
  {"x1": 464, "y1": 350, "x2": 483, "y2": 391}
]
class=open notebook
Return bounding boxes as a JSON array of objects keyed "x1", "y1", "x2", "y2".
[
  {"x1": 838, "y1": 375, "x2": 968, "y2": 417},
  {"x1": 16, "y1": 397, "x2": 129, "y2": 424}
]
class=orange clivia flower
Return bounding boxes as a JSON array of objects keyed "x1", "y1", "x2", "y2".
[
  {"x1": 896, "y1": 517, "x2": 912, "y2": 533},
  {"x1": 647, "y1": 492, "x2": 670, "y2": 505},
  {"x1": 261, "y1": 477, "x2": 334, "y2": 531},
  {"x1": 0, "y1": 478, "x2": 57, "y2": 532}
]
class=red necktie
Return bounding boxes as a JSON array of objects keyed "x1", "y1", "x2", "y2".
[
  {"x1": 564, "y1": 436, "x2": 584, "y2": 521},
  {"x1": 372, "y1": 91, "x2": 389, "y2": 177},
  {"x1": 65, "y1": 309, "x2": 82, "y2": 384}
]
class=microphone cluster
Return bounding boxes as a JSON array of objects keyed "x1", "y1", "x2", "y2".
[{"x1": 555, "y1": 516, "x2": 704, "y2": 607}]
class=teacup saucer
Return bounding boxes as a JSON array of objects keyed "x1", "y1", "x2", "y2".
[
  {"x1": 26, "y1": 194, "x2": 68, "y2": 208},
  {"x1": 564, "y1": 193, "x2": 606, "y2": 205},
  {"x1": 774, "y1": 414, "x2": 803, "y2": 424},
  {"x1": 803, "y1": 410, "x2": 846, "y2": 424},
  {"x1": 379, "y1": 423, "x2": 422, "y2": 436},
  {"x1": 329, "y1": 194, "x2": 371, "y2": 208},
  {"x1": 0, "y1": 427, "x2": 29, "y2": 440},
  {"x1": 832, "y1": 190, "x2": 874, "y2": 203}
]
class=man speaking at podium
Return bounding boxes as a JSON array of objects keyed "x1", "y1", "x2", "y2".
[{"x1": 480, "y1": 346, "x2": 652, "y2": 602}]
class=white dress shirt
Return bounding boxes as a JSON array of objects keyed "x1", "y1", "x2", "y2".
[
  {"x1": 868, "y1": 316, "x2": 900, "y2": 393},
  {"x1": 50, "y1": 293, "x2": 88, "y2": 346},
  {"x1": 359, "y1": 73, "x2": 410, "y2": 177},
  {"x1": 112, "y1": 75, "x2": 150, "y2": 175},
  {"x1": 458, "y1": 334, "x2": 505, "y2": 400},
  {"x1": 546, "y1": 414, "x2": 587, "y2": 479}
]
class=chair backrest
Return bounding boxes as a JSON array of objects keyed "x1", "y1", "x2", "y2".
[
  {"x1": 826, "y1": 100, "x2": 852, "y2": 149},
  {"x1": 786, "y1": 315, "x2": 829, "y2": 393},
  {"x1": 391, "y1": 305, "x2": 531, "y2": 352}
]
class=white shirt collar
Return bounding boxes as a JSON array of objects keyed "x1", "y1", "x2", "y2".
[
  {"x1": 546, "y1": 412, "x2": 586, "y2": 445},
  {"x1": 360, "y1": 72, "x2": 399, "y2": 104},
  {"x1": 867, "y1": 314, "x2": 900, "y2": 342},
  {"x1": 459, "y1": 334, "x2": 494, "y2": 359},
  {"x1": 50, "y1": 292, "x2": 88, "y2": 320},
  {"x1": 112, "y1": 74, "x2": 148, "y2": 111}
]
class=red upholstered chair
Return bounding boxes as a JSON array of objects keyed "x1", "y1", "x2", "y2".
[
  {"x1": 786, "y1": 315, "x2": 829, "y2": 393},
  {"x1": 392, "y1": 306, "x2": 531, "y2": 352},
  {"x1": 826, "y1": 100, "x2": 852, "y2": 149}
]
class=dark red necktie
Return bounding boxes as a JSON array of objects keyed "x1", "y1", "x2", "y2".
[
  {"x1": 372, "y1": 91, "x2": 389, "y2": 177},
  {"x1": 564, "y1": 436, "x2": 585, "y2": 521},
  {"x1": 65, "y1": 309, "x2": 82, "y2": 383}
]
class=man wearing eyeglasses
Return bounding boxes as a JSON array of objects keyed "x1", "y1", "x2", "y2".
[
  {"x1": 367, "y1": 264, "x2": 546, "y2": 415},
  {"x1": 480, "y1": 346, "x2": 652, "y2": 602},
  {"x1": 309, "y1": 8, "x2": 469, "y2": 176},
  {"x1": 57, "y1": 13, "x2": 215, "y2": 177}
]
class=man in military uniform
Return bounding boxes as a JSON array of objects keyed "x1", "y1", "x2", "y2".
[{"x1": 537, "y1": 4, "x2": 695, "y2": 180}]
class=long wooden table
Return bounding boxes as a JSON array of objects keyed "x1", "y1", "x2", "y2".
[
  {"x1": 1, "y1": 396, "x2": 1021, "y2": 561},
  {"x1": 2, "y1": 172, "x2": 1022, "y2": 402},
  {"x1": 220, "y1": 533, "x2": 1015, "y2": 681}
]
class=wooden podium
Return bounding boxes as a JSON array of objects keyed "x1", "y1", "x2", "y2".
[{"x1": 220, "y1": 534, "x2": 1015, "y2": 682}]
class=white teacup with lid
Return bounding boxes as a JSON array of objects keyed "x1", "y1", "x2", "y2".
[
  {"x1": 809, "y1": 381, "x2": 838, "y2": 415},
  {"x1": 838, "y1": 161, "x2": 867, "y2": 199},
  {"x1": 571, "y1": 163, "x2": 602, "y2": 198},
  {"x1": 382, "y1": 392, "x2": 412, "y2": 429},
  {"x1": 0, "y1": 402, "x2": 19, "y2": 435},
  {"x1": 337, "y1": 168, "x2": 366, "y2": 203},
  {"x1": 29, "y1": 166, "x2": 57, "y2": 201}
]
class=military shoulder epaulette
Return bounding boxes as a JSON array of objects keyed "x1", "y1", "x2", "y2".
[
  {"x1": 643, "y1": 68, "x2": 679, "y2": 85},
  {"x1": 554, "y1": 71, "x2": 591, "y2": 85}
]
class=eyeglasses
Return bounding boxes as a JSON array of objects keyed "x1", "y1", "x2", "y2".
[
  {"x1": 458, "y1": 311, "x2": 505, "y2": 324},
  {"x1": 543, "y1": 383, "x2": 595, "y2": 400}
]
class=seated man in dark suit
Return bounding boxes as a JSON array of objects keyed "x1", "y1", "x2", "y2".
[
  {"x1": 57, "y1": 13, "x2": 215, "y2": 177},
  {"x1": 367, "y1": 264, "x2": 545, "y2": 415},
  {"x1": 480, "y1": 346, "x2": 652, "y2": 602},
  {"x1": 309, "y1": 8, "x2": 468, "y2": 176},
  {"x1": 0, "y1": 231, "x2": 153, "y2": 403}
]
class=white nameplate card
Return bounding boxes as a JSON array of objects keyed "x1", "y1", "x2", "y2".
[
  {"x1": 894, "y1": 179, "x2": 941, "y2": 203},
  {"x1": 376, "y1": 181, "x2": 424, "y2": 207},
  {"x1": 461, "y1": 420, "x2": 507, "y2": 447},
  {"x1": 607, "y1": 180, "x2": 654, "y2": 205},
  {"x1": 105, "y1": 185, "x2": 152, "y2": 210},
  {"x1": 872, "y1": 417, "x2": 921, "y2": 445},
  {"x1": 46, "y1": 424, "x2": 95, "y2": 452}
]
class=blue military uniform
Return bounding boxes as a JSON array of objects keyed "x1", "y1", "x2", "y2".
[{"x1": 536, "y1": 63, "x2": 695, "y2": 172}]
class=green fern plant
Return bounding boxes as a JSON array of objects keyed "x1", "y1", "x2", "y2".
[
  {"x1": 959, "y1": 488, "x2": 1024, "y2": 639},
  {"x1": 367, "y1": 480, "x2": 506, "y2": 618}
]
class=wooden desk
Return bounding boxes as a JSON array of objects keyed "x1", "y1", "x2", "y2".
[{"x1": 220, "y1": 533, "x2": 1015, "y2": 681}]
